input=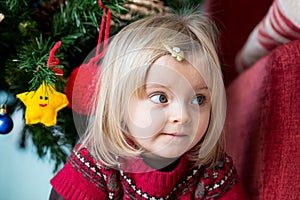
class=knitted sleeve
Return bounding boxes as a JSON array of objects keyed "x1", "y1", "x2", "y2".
[{"x1": 50, "y1": 147, "x2": 121, "y2": 200}]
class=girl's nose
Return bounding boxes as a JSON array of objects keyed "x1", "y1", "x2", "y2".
[{"x1": 168, "y1": 101, "x2": 191, "y2": 124}]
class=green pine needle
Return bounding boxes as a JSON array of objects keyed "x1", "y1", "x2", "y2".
[{"x1": 13, "y1": 36, "x2": 60, "y2": 91}]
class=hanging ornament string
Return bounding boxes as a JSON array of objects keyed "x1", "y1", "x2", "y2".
[
  {"x1": 47, "y1": 41, "x2": 61, "y2": 67},
  {"x1": 47, "y1": 41, "x2": 64, "y2": 78},
  {"x1": 64, "y1": 1, "x2": 112, "y2": 115},
  {"x1": 89, "y1": 0, "x2": 111, "y2": 64},
  {"x1": 26, "y1": 41, "x2": 64, "y2": 91}
]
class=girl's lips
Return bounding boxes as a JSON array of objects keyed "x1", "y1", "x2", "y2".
[{"x1": 164, "y1": 133, "x2": 186, "y2": 137}]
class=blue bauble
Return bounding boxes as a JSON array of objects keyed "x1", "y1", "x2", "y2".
[{"x1": 0, "y1": 113, "x2": 14, "y2": 134}]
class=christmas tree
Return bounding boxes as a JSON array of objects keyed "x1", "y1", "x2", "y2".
[{"x1": 0, "y1": 0, "x2": 204, "y2": 171}]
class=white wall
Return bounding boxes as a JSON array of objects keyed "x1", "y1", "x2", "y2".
[{"x1": 0, "y1": 109, "x2": 60, "y2": 200}]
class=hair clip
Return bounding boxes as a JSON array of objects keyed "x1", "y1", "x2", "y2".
[{"x1": 162, "y1": 43, "x2": 185, "y2": 62}]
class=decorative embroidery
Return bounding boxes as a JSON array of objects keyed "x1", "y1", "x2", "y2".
[
  {"x1": 205, "y1": 157, "x2": 238, "y2": 199},
  {"x1": 69, "y1": 148, "x2": 239, "y2": 200},
  {"x1": 120, "y1": 168, "x2": 201, "y2": 200},
  {"x1": 194, "y1": 182, "x2": 205, "y2": 198},
  {"x1": 69, "y1": 150, "x2": 107, "y2": 190},
  {"x1": 108, "y1": 174, "x2": 119, "y2": 191}
]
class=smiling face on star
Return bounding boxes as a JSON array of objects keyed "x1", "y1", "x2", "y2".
[
  {"x1": 126, "y1": 55, "x2": 211, "y2": 159},
  {"x1": 39, "y1": 95, "x2": 49, "y2": 107}
]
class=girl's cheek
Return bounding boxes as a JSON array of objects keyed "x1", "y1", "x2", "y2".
[{"x1": 127, "y1": 103, "x2": 166, "y2": 138}]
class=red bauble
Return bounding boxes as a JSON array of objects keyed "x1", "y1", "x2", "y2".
[{"x1": 65, "y1": 63, "x2": 100, "y2": 115}]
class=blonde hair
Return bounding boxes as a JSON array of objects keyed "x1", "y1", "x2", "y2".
[{"x1": 80, "y1": 12, "x2": 226, "y2": 167}]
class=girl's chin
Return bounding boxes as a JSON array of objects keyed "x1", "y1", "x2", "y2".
[
  {"x1": 141, "y1": 153, "x2": 181, "y2": 171},
  {"x1": 142, "y1": 150, "x2": 184, "y2": 160}
]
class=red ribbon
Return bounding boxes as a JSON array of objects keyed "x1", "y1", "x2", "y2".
[
  {"x1": 89, "y1": 0, "x2": 111, "y2": 64},
  {"x1": 46, "y1": 41, "x2": 64, "y2": 78},
  {"x1": 47, "y1": 41, "x2": 62, "y2": 67}
]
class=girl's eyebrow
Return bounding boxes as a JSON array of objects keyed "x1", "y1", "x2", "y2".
[
  {"x1": 145, "y1": 83, "x2": 168, "y2": 89},
  {"x1": 195, "y1": 86, "x2": 209, "y2": 91},
  {"x1": 145, "y1": 83, "x2": 209, "y2": 90}
]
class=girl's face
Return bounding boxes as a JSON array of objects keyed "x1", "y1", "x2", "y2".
[{"x1": 126, "y1": 55, "x2": 211, "y2": 159}]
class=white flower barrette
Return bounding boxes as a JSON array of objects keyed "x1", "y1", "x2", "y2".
[{"x1": 162, "y1": 43, "x2": 185, "y2": 62}]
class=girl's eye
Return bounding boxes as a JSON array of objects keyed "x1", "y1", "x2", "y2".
[
  {"x1": 150, "y1": 94, "x2": 168, "y2": 104},
  {"x1": 192, "y1": 95, "x2": 206, "y2": 105}
]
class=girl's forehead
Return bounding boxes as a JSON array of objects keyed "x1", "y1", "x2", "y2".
[{"x1": 146, "y1": 55, "x2": 208, "y2": 88}]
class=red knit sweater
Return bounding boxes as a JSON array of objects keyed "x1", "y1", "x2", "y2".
[{"x1": 50, "y1": 147, "x2": 247, "y2": 199}]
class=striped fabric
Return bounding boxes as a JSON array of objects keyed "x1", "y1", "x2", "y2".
[{"x1": 235, "y1": 0, "x2": 300, "y2": 72}]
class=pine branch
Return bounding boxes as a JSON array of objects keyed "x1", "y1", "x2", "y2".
[
  {"x1": 2, "y1": 0, "x2": 128, "y2": 171},
  {"x1": 12, "y1": 36, "x2": 61, "y2": 91},
  {"x1": 0, "y1": 0, "x2": 29, "y2": 18}
]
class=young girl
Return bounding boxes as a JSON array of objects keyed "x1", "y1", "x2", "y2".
[{"x1": 50, "y1": 13, "x2": 247, "y2": 199}]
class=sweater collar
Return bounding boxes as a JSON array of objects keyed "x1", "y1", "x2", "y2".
[{"x1": 119, "y1": 154, "x2": 196, "y2": 197}]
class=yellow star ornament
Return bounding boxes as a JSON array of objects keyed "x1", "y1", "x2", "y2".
[{"x1": 17, "y1": 82, "x2": 69, "y2": 127}]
